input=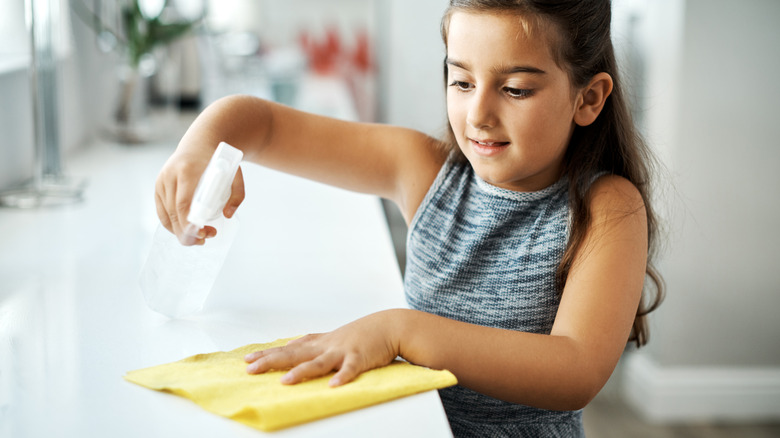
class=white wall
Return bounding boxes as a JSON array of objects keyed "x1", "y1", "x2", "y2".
[
  {"x1": 207, "y1": 0, "x2": 376, "y2": 48},
  {"x1": 622, "y1": 0, "x2": 780, "y2": 422},
  {"x1": 376, "y1": 0, "x2": 449, "y2": 135},
  {"x1": 645, "y1": 0, "x2": 780, "y2": 369}
]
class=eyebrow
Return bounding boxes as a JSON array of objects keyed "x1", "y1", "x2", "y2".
[{"x1": 446, "y1": 57, "x2": 546, "y2": 75}]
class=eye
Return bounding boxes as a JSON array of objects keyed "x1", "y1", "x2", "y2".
[
  {"x1": 449, "y1": 80, "x2": 473, "y2": 92},
  {"x1": 504, "y1": 87, "x2": 533, "y2": 99}
]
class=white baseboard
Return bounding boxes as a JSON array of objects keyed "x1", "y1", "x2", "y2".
[{"x1": 622, "y1": 352, "x2": 780, "y2": 423}]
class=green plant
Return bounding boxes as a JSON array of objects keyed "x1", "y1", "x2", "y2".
[
  {"x1": 73, "y1": 0, "x2": 201, "y2": 69},
  {"x1": 73, "y1": 0, "x2": 203, "y2": 141},
  {"x1": 121, "y1": 2, "x2": 196, "y2": 68}
]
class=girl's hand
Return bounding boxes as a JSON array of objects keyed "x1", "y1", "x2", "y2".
[
  {"x1": 244, "y1": 310, "x2": 401, "y2": 387},
  {"x1": 154, "y1": 147, "x2": 245, "y2": 246}
]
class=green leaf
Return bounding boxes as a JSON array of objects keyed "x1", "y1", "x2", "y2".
[
  {"x1": 73, "y1": 0, "x2": 199, "y2": 68},
  {"x1": 149, "y1": 20, "x2": 194, "y2": 47}
]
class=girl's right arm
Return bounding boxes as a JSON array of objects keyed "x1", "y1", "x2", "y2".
[{"x1": 155, "y1": 94, "x2": 445, "y2": 243}]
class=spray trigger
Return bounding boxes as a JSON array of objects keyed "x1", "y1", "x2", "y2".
[{"x1": 187, "y1": 142, "x2": 243, "y2": 231}]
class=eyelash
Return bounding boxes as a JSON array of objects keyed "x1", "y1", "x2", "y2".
[{"x1": 448, "y1": 81, "x2": 533, "y2": 99}]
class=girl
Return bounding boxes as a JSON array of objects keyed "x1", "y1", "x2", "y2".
[{"x1": 155, "y1": 0, "x2": 663, "y2": 435}]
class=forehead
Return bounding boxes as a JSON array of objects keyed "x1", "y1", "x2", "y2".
[{"x1": 445, "y1": 11, "x2": 562, "y2": 72}]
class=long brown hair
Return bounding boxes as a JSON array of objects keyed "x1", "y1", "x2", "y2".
[{"x1": 441, "y1": 0, "x2": 664, "y2": 347}]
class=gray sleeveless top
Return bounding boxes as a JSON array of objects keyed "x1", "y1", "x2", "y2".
[{"x1": 404, "y1": 158, "x2": 584, "y2": 437}]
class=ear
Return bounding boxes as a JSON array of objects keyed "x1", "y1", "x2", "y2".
[{"x1": 573, "y1": 72, "x2": 613, "y2": 127}]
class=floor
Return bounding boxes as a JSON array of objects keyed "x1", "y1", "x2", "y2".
[
  {"x1": 380, "y1": 201, "x2": 780, "y2": 438},
  {"x1": 583, "y1": 390, "x2": 780, "y2": 438}
]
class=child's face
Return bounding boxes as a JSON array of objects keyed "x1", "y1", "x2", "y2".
[{"x1": 446, "y1": 11, "x2": 579, "y2": 192}]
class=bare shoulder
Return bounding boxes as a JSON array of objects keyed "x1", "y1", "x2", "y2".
[
  {"x1": 580, "y1": 174, "x2": 648, "y2": 256},
  {"x1": 587, "y1": 174, "x2": 646, "y2": 222}
]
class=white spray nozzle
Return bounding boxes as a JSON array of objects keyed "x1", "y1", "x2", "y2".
[{"x1": 187, "y1": 142, "x2": 243, "y2": 229}]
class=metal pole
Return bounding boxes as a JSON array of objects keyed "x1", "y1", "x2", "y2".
[{"x1": 0, "y1": 0, "x2": 85, "y2": 208}]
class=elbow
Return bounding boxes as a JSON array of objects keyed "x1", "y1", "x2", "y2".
[
  {"x1": 573, "y1": 368, "x2": 615, "y2": 410},
  {"x1": 512, "y1": 373, "x2": 603, "y2": 411},
  {"x1": 544, "y1": 368, "x2": 608, "y2": 411},
  {"x1": 561, "y1": 385, "x2": 600, "y2": 411},
  {"x1": 543, "y1": 381, "x2": 600, "y2": 411},
  {"x1": 550, "y1": 342, "x2": 616, "y2": 411}
]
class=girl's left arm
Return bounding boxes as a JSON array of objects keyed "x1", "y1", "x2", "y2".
[{"x1": 245, "y1": 175, "x2": 647, "y2": 411}]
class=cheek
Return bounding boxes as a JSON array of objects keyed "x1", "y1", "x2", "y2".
[
  {"x1": 532, "y1": 97, "x2": 577, "y2": 140},
  {"x1": 446, "y1": 96, "x2": 465, "y2": 134},
  {"x1": 446, "y1": 91, "x2": 457, "y2": 118}
]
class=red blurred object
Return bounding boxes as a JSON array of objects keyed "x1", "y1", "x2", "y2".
[
  {"x1": 352, "y1": 28, "x2": 373, "y2": 73},
  {"x1": 299, "y1": 26, "x2": 343, "y2": 75},
  {"x1": 297, "y1": 25, "x2": 376, "y2": 121}
]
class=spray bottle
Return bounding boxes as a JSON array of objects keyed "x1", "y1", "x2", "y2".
[{"x1": 139, "y1": 142, "x2": 243, "y2": 318}]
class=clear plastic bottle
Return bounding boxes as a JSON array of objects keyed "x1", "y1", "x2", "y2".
[{"x1": 139, "y1": 142, "x2": 243, "y2": 318}]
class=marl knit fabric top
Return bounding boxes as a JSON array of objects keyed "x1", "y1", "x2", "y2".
[{"x1": 404, "y1": 157, "x2": 585, "y2": 438}]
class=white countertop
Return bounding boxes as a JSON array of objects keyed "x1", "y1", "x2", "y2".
[{"x1": 0, "y1": 139, "x2": 452, "y2": 437}]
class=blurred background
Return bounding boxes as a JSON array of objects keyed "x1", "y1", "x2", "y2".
[{"x1": 0, "y1": 0, "x2": 778, "y2": 435}]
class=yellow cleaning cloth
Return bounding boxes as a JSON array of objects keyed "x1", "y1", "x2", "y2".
[{"x1": 124, "y1": 337, "x2": 457, "y2": 431}]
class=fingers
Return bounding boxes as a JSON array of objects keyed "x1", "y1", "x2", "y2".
[
  {"x1": 245, "y1": 345, "x2": 312, "y2": 375},
  {"x1": 155, "y1": 190, "x2": 173, "y2": 234},
  {"x1": 224, "y1": 166, "x2": 245, "y2": 219},
  {"x1": 242, "y1": 321, "x2": 398, "y2": 387},
  {"x1": 329, "y1": 356, "x2": 360, "y2": 387},
  {"x1": 244, "y1": 339, "x2": 349, "y2": 385},
  {"x1": 175, "y1": 176, "x2": 199, "y2": 245},
  {"x1": 156, "y1": 176, "x2": 201, "y2": 245},
  {"x1": 202, "y1": 226, "x2": 217, "y2": 239},
  {"x1": 285, "y1": 333, "x2": 321, "y2": 346},
  {"x1": 282, "y1": 350, "x2": 341, "y2": 384},
  {"x1": 153, "y1": 144, "x2": 244, "y2": 246},
  {"x1": 243, "y1": 335, "x2": 319, "y2": 366}
]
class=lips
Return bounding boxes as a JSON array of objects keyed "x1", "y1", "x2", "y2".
[
  {"x1": 469, "y1": 137, "x2": 509, "y2": 157},
  {"x1": 472, "y1": 139, "x2": 508, "y2": 146}
]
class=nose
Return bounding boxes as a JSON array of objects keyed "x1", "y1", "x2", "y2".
[{"x1": 466, "y1": 88, "x2": 498, "y2": 130}]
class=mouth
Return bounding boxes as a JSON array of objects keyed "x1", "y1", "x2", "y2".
[{"x1": 468, "y1": 138, "x2": 510, "y2": 156}]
